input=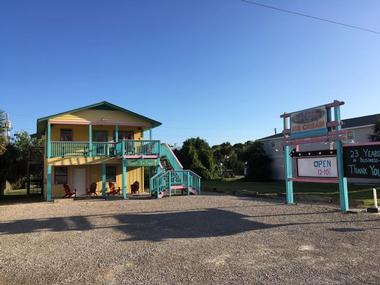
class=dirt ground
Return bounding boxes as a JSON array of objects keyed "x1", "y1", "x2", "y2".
[{"x1": 0, "y1": 193, "x2": 379, "y2": 285}]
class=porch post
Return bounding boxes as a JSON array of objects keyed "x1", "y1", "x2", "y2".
[
  {"x1": 187, "y1": 171, "x2": 190, "y2": 195},
  {"x1": 141, "y1": 167, "x2": 144, "y2": 194},
  {"x1": 334, "y1": 105, "x2": 349, "y2": 212},
  {"x1": 47, "y1": 164, "x2": 52, "y2": 201},
  {"x1": 149, "y1": 129, "x2": 152, "y2": 140},
  {"x1": 89, "y1": 123, "x2": 93, "y2": 157},
  {"x1": 102, "y1": 162, "x2": 106, "y2": 198},
  {"x1": 115, "y1": 125, "x2": 119, "y2": 142},
  {"x1": 122, "y1": 158, "x2": 127, "y2": 199},
  {"x1": 47, "y1": 122, "x2": 51, "y2": 158}
]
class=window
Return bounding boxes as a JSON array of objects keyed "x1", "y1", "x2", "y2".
[
  {"x1": 60, "y1": 129, "x2": 73, "y2": 141},
  {"x1": 54, "y1": 167, "x2": 68, "y2": 184},
  {"x1": 106, "y1": 166, "x2": 116, "y2": 182},
  {"x1": 114, "y1": 131, "x2": 133, "y2": 141}
]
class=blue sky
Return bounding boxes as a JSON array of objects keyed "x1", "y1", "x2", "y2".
[{"x1": 1, "y1": 0, "x2": 380, "y2": 146}]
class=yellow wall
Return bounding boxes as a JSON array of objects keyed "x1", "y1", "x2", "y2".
[
  {"x1": 50, "y1": 109, "x2": 152, "y2": 128},
  {"x1": 48, "y1": 164, "x2": 144, "y2": 198},
  {"x1": 50, "y1": 124, "x2": 143, "y2": 142}
]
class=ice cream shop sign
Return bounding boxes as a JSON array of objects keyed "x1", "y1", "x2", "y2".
[{"x1": 290, "y1": 106, "x2": 328, "y2": 139}]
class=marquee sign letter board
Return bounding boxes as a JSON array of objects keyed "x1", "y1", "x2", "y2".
[{"x1": 343, "y1": 145, "x2": 380, "y2": 179}]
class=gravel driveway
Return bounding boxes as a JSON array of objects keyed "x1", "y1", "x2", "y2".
[{"x1": 0, "y1": 193, "x2": 379, "y2": 285}]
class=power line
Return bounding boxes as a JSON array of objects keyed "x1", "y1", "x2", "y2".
[{"x1": 241, "y1": 0, "x2": 380, "y2": 35}]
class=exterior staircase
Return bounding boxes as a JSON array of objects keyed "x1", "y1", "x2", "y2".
[{"x1": 150, "y1": 143, "x2": 201, "y2": 198}]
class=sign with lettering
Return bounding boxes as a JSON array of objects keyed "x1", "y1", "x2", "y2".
[
  {"x1": 297, "y1": 156, "x2": 338, "y2": 178},
  {"x1": 343, "y1": 144, "x2": 380, "y2": 179},
  {"x1": 290, "y1": 106, "x2": 328, "y2": 137}
]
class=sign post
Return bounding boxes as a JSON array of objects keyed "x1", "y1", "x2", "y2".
[
  {"x1": 281, "y1": 100, "x2": 350, "y2": 212},
  {"x1": 283, "y1": 114, "x2": 294, "y2": 204},
  {"x1": 334, "y1": 105, "x2": 349, "y2": 212}
]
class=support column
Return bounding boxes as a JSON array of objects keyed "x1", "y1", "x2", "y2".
[
  {"x1": 122, "y1": 158, "x2": 127, "y2": 199},
  {"x1": 115, "y1": 125, "x2": 119, "y2": 142},
  {"x1": 47, "y1": 122, "x2": 51, "y2": 158},
  {"x1": 102, "y1": 162, "x2": 106, "y2": 198},
  {"x1": 149, "y1": 129, "x2": 152, "y2": 140},
  {"x1": 47, "y1": 165, "x2": 52, "y2": 201},
  {"x1": 89, "y1": 123, "x2": 93, "y2": 157},
  {"x1": 141, "y1": 167, "x2": 144, "y2": 194},
  {"x1": 334, "y1": 105, "x2": 349, "y2": 212}
]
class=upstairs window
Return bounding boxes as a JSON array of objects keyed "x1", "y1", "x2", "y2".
[{"x1": 60, "y1": 129, "x2": 73, "y2": 141}]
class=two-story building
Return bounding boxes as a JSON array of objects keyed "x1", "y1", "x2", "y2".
[{"x1": 36, "y1": 101, "x2": 201, "y2": 201}]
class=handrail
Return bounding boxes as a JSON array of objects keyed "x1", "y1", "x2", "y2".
[{"x1": 150, "y1": 169, "x2": 201, "y2": 198}]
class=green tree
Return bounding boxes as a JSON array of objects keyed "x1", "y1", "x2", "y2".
[
  {"x1": 178, "y1": 137, "x2": 218, "y2": 180},
  {"x1": 0, "y1": 131, "x2": 33, "y2": 195},
  {"x1": 244, "y1": 141, "x2": 272, "y2": 181}
]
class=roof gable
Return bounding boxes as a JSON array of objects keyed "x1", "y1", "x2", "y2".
[{"x1": 36, "y1": 101, "x2": 161, "y2": 136}]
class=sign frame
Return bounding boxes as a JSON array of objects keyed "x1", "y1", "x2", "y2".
[{"x1": 281, "y1": 100, "x2": 349, "y2": 212}]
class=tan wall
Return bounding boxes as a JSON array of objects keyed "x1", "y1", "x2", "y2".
[{"x1": 48, "y1": 164, "x2": 144, "y2": 198}]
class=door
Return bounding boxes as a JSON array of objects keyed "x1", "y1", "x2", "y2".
[
  {"x1": 93, "y1": 131, "x2": 108, "y2": 142},
  {"x1": 73, "y1": 168, "x2": 86, "y2": 196},
  {"x1": 93, "y1": 131, "x2": 108, "y2": 156}
]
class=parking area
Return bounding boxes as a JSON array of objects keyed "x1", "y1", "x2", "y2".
[{"x1": 0, "y1": 194, "x2": 379, "y2": 285}]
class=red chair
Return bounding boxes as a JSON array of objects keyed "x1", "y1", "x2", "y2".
[
  {"x1": 108, "y1": 182, "x2": 121, "y2": 195},
  {"x1": 87, "y1": 182, "x2": 97, "y2": 196},
  {"x1": 63, "y1": 184, "x2": 76, "y2": 198}
]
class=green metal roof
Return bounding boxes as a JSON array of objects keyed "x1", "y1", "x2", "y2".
[{"x1": 36, "y1": 101, "x2": 162, "y2": 136}]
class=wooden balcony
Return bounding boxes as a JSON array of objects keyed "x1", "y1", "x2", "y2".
[{"x1": 49, "y1": 140, "x2": 161, "y2": 160}]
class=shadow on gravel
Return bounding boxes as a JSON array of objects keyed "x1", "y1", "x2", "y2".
[
  {"x1": 0, "y1": 209, "x2": 272, "y2": 240},
  {"x1": 0, "y1": 208, "x2": 379, "y2": 242},
  {"x1": 329, "y1": 227, "x2": 365, "y2": 232},
  {"x1": 114, "y1": 208, "x2": 272, "y2": 241}
]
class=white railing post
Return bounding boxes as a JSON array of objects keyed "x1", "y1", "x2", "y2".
[{"x1": 373, "y1": 188, "x2": 378, "y2": 208}]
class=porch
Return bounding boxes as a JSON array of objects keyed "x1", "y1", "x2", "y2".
[{"x1": 46, "y1": 162, "x2": 151, "y2": 200}]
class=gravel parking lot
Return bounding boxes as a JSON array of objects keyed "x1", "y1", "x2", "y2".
[{"x1": 0, "y1": 193, "x2": 379, "y2": 285}]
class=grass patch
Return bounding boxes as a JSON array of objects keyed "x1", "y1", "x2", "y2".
[
  {"x1": 4, "y1": 188, "x2": 27, "y2": 196},
  {"x1": 203, "y1": 179, "x2": 379, "y2": 208}
]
